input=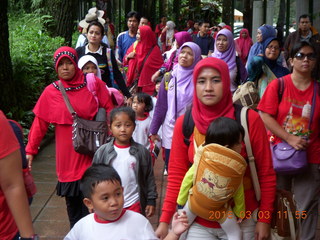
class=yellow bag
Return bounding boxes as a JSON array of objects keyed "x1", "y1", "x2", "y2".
[{"x1": 188, "y1": 144, "x2": 247, "y2": 222}]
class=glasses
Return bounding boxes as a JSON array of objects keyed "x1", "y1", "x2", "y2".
[
  {"x1": 267, "y1": 45, "x2": 280, "y2": 51},
  {"x1": 294, "y1": 52, "x2": 317, "y2": 61}
]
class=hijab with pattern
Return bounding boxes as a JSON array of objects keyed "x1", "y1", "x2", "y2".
[{"x1": 33, "y1": 46, "x2": 98, "y2": 124}]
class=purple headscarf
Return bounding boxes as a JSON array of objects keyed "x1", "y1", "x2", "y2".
[
  {"x1": 212, "y1": 29, "x2": 236, "y2": 71},
  {"x1": 174, "y1": 31, "x2": 193, "y2": 48},
  {"x1": 167, "y1": 42, "x2": 202, "y2": 122}
]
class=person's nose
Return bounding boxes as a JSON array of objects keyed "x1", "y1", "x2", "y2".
[
  {"x1": 109, "y1": 197, "x2": 119, "y2": 207},
  {"x1": 204, "y1": 81, "x2": 213, "y2": 91}
]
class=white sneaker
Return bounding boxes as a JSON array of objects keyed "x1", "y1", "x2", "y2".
[{"x1": 163, "y1": 169, "x2": 168, "y2": 176}]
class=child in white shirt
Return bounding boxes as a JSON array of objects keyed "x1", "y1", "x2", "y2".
[{"x1": 64, "y1": 164, "x2": 189, "y2": 240}]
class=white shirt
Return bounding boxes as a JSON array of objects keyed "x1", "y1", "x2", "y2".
[
  {"x1": 133, "y1": 116, "x2": 152, "y2": 150},
  {"x1": 64, "y1": 211, "x2": 158, "y2": 240},
  {"x1": 75, "y1": 34, "x2": 109, "y2": 49},
  {"x1": 113, "y1": 145, "x2": 139, "y2": 208}
]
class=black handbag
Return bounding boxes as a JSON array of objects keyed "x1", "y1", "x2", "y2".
[{"x1": 59, "y1": 81, "x2": 108, "y2": 156}]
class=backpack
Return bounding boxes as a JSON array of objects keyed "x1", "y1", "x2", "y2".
[{"x1": 182, "y1": 104, "x2": 244, "y2": 147}]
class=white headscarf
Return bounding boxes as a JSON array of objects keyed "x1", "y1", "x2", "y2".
[
  {"x1": 77, "y1": 55, "x2": 102, "y2": 79},
  {"x1": 166, "y1": 21, "x2": 176, "y2": 46}
]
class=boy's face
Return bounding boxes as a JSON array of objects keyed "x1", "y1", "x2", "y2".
[{"x1": 84, "y1": 180, "x2": 124, "y2": 221}]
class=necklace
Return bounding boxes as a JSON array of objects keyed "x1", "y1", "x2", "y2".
[{"x1": 52, "y1": 78, "x2": 87, "y2": 91}]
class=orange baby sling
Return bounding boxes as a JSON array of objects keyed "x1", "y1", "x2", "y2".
[{"x1": 188, "y1": 143, "x2": 247, "y2": 221}]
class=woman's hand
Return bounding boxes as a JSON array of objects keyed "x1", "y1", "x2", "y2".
[
  {"x1": 26, "y1": 154, "x2": 34, "y2": 171},
  {"x1": 286, "y1": 134, "x2": 308, "y2": 150},
  {"x1": 155, "y1": 222, "x2": 169, "y2": 239},
  {"x1": 150, "y1": 134, "x2": 161, "y2": 143},
  {"x1": 151, "y1": 70, "x2": 161, "y2": 83},
  {"x1": 145, "y1": 205, "x2": 155, "y2": 217},
  {"x1": 255, "y1": 222, "x2": 270, "y2": 240},
  {"x1": 162, "y1": 26, "x2": 168, "y2": 34},
  {"x1": 126, "y1": 52, "x2": 136, "y2": 60}
]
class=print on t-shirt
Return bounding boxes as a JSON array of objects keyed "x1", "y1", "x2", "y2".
[{"x1": 282, "y1": 97, "x2": 312, "y2": 137}]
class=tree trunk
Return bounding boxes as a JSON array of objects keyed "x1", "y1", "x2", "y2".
[
  {"x1": 276, "y1": 0, "x2": 286, "y2": 47},
  {"x1": 222, "y1": 0, "x2": 233, "y2": 26},
  {"x1": 243, "y1": 0, "x2": 253, "y2": 36},
  {"x1": 44, "y1": 0, "x2": 78, "y2": 46},
  {"x1": 0, "y1": 0, "x2": 16, "y2": 114}
]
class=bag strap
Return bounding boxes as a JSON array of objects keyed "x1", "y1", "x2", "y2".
[
  {"x1": 182, "y1": 108, "x2": 195, "y2": 146},
  {"x1": 283, "y1": 197, "x2": 296, "y2": 239},
  {"x1": 58, "y1": 81, "x2": 75, "y2": 115},
  {"x1": 136, "y1": 46, "x2": 155, "y2": 78},
  {"x1": 277, "y1": 77, "x2": 285, "y2": 103},
  {"x1": 240, "y1": 106, "x2": 261, "y2": 201},
  {"x1": 106, "y1": 48, "x2": 114, "y2": 81}
]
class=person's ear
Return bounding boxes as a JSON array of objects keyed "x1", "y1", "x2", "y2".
[
  {"x1": 83, "y1": 198, "x2": 94, "y2": 212},
  {"x1": 289, "y1": 57, "x2": 294, "y2": 67}
]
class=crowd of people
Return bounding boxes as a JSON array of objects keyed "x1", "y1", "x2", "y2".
[{"x1": 1, "y1": 6, "x2": 320, "y2": 240}]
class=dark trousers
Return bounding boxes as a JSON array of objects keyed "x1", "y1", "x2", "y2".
[
  {"x1": 65, "y1": 195, "x2": 89, "y2": 229},
  {"x1": 165, "y1": 148, "x2": 171, "y2": 171}
]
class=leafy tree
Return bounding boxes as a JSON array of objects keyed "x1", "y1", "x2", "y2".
[{"x1": 0, "y1": 0, "x2": 17, "y2": 114}]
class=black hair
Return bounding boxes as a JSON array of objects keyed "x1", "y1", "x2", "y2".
[
  {"x1": 152, "y1": 77, "x2": 163, "y2": 97},
  {"x1": 87, "y1": 20, "x2": 105, "y2": 35},
  {"x1": 289, "y1": 41, "x2": 316, "y2": 59},
  {"x1": 299, "y1": 14, "x2": 310, "y2": 22},
  {"x1": 127, "y1": 11, "x2": 141, "y2": 22},
  {"x1": 109, "y1": 106, "x2": 136, "y2": 126},
  {"x1": 80, "y1": 163, "x2": 122, "y2": 199},
  {"x1": 205, "y1": 117, "x2": 245, "y2": 148},
  {"x1": 133, "y1": 92, "x2": 153, "y2": 112},
  {"x1": 199, "y1": 20, "x2": 209, "y2": 27}
]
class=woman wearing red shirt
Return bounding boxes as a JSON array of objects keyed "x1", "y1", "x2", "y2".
[
  {"x1": 258, "y1": 41, "x2": 320, "y2": 240},
  {"x1": 155, "y1": 57, "x2": 276, "y2": 239},
  {"x1": 26, "y1": 46, "x2": 114, "y2": 228}
]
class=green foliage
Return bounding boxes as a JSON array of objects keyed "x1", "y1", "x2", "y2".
[{"x1": 8, "y1": 13, "x2": 64, "y2": 128}]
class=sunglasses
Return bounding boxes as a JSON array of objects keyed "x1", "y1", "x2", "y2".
[{"x1": 294, "y1": 52, "x2": 317, "y2": 61}]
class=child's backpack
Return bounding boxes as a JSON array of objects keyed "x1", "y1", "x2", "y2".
[
  {"x1": 182, "y1": 104, "x2": 261, "y2": 201},
  {"x1": 188, "y1": 143, "x2": 247, "y2": 221}
]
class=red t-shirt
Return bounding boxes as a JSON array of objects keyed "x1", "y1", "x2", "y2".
[
  {"x1": 0, "y1": 111, "x2": 20, "y2": 239},
  {"x1": 258, "y1": 74, "x2": 320, "y2": 164},
  {"x1": 160, "y1": 109, "x2": 276, "y2": 227}
]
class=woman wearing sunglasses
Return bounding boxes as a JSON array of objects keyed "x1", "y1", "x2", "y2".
[{"x1": 258, "y1": 41, "x2": 320, "y2": 240}]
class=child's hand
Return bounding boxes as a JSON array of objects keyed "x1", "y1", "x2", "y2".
[
  {"x1": 145, "y1": 205, "x2": 155, "y2": 217},
  {"x1": 171, "y1": 211, "x2": 189, "y2": 237}
]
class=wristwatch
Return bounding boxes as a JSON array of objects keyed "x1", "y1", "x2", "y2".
[{"x1": 19, "y1": 234, "x2": 40, "y2": 240}]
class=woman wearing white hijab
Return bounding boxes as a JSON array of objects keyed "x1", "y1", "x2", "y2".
[
  {"x1": 78, "y1": 55, "x2": 102, "y2": 79},
  {"x1": 78, "y1": 55, "x2": 124, "y2": 106},
  {"x1": 160, "y1": 20, "x2": 177, "y2": 53}
]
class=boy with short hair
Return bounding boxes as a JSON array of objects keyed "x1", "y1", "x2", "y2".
[{"x1": 64, "y1": 164, "x2": 188, "y2": 240}]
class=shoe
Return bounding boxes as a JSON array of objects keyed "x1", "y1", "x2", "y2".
[{"x1": 163, "y1": 169, "x2": 168, "y2": 176}]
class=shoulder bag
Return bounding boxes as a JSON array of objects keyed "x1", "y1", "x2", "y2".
[
  {"x1": 272, "y1": 80, "x2": 317, "y2": 175},
  {"x1": 58, "y1": 81, "x2": 108, "y2": 156}
]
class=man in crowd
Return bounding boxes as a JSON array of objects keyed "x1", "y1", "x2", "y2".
[
  {"x1": 115, "y1": 11, "x2": 140, "y2": 65},
  {"x1": 284, "y1": 14, "x2": 320, "y2": 78},
  {"x1": 192, "y1": 20, "x2": 215, "y2": 57}
]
